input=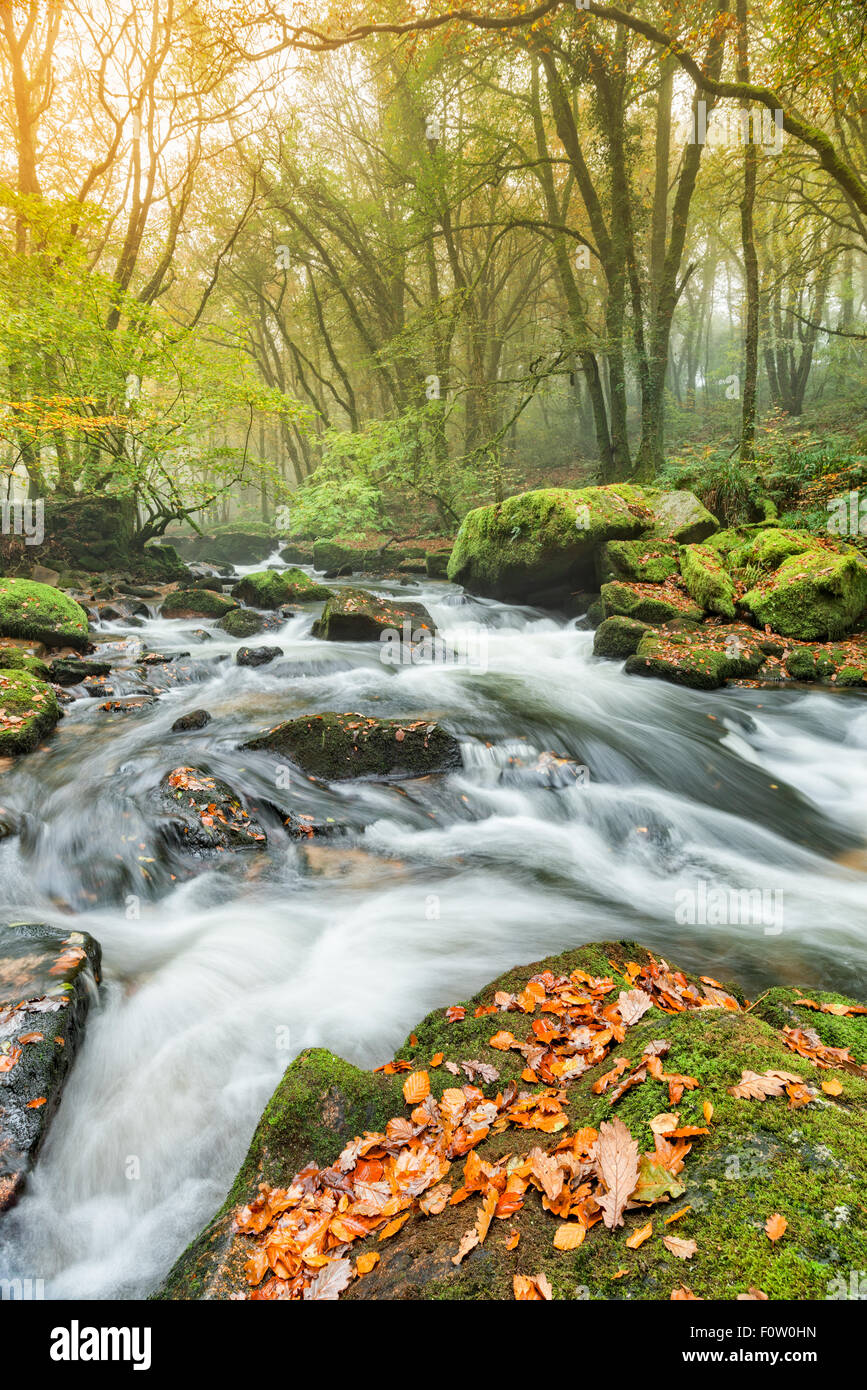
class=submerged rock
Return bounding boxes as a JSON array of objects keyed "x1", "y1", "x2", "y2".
[
  {"x1": 171, "y1": 709, "x2": 212, "y2": 732},
  {"x1": 312, "y1": 589, "x2": 437, "y2": 644},
  {"x1": 243, "y1": 712, "x2": 461, "y2": 781},
  {"x1": 0, "y1": 578, "x2": 90, "y2": 650},
  {"x1": 158, "y1": 939, "x2": 867, "y2": 1302},
  {"x1": 236, "y1": 646, "x2": 283, "y2": 668},
  {"x1": 232, "y1": 568, "x2": 331, "y2": 608},
  {"x1": 0, "y1": 924, "x2": 101, "y2": 1212},
  {"x1": 156, "y1": 767, "x2": 267, "y2": 852}
]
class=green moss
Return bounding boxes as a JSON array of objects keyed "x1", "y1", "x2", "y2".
[
  {"x1": 626, "y1": 629, "x2": 764, "y2": 690},
  {"x1": 679, "y1": 543, "x2": 737, "y2": 618},
  {"x1": 743, "y1": 549, "x2": 867, "y2": 640},
  {"x1": 231, "y1": 568, "x2": 331, "y2": 608},
  {"x1": 243, "y1": 711, "x2": 462, "y2": 780},
  {"x1": 785, "y1": 648, "x2": 817, "y2": 680},
  {"x1": 218, "y1": 607, "x2": 266, "y2": 638},
  {"x1": 0, "y1": 668, "x2": 60, "y2": 753},
  {"x1": 161, "y1": 588, "x2": 238, "y2": 619},
  {"x1": 600, "y1": 581, "x2": 704, "y2": 625},
  {"x1": 0, "y1": 578, "x2": 89, "y2": 650},
  {"x1": 593, "y1": 615, "x2": 652, "y2": 659},
  {"x1": 0, "y1": 648, "x2": 50, "y2": 680},
  {"x1": 597, "y1": 538, "x2": 681, "y2": 585}
]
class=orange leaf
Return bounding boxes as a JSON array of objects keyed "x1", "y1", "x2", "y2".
[
  {"x1": 26, "y1": 1096, "x2": 47, "y2": 1108},
  {"x1": 356, "y1": 1251, "x2": 380, "y2": 1276},
  {"x1": 553, "y1": 1223, "x2": 586, "y2": 1250},
  {"x1": 626, "y1": 1221, "x2": 653, "y2": 1250},
  {"x1": 402, "y1": 1070, "x2": 430, "y2": 1104},
  {"x1": 765, "y1": 1213, "x2": 787, "y2": 1243}
]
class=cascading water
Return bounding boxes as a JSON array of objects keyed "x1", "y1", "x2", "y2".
[{"x1": 0, "y1": 558, "x2": 865, "y2": 1298}]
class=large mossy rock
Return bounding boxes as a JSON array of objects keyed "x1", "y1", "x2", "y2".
[
  {"x1": 161, "y1": 588, "x2": 238, "y2": 620},
  {"x1": 447, "y1": 486, "x2": 655, "y2": 603},
  {"x1": 447, "y1": 486, "x2": 717, "y2": 605},
  {"x1": 231, "y1": 568, "x2": 331, "y2": 608},
  {"x1": 625, "y1": 627, "x2": 766, "y2": 690},
  {"x1": 600, "y1": 580, "x2": 703, "y2": 625},
  {"x1": 0, "y1": 669, "x2": 61, "y2": 754},
  {"x1": 0, "y1": 924, "x2": 101, "y2": 1212},
  {"x1": 243, "y1": 712, "x2": 462, "y2": 781},
  {"x1": 0, "y1": 578, "x2": 89, "y2": 649},
  {"x1": 679, "y1": 543, "x2": 737, "y2": 618},
  {"x1": 741, "y1": 549, "x2": 867, "y2": 641},
  {"x1": 592, "y1": 615, "x2": 650, "y2": 659},
  {"x1": 312, "y1": 589, "x2": 437, "y2": 643},
  {"x1": 158, "y1": 939, "x2": 867, "y2": 1302}
]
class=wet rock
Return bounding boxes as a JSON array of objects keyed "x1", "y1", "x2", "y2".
[
  {"x1": 171, "y1": 709, "x2": 212, "y2": 732},
  {"x1": 279, "y1": 544, "x2": 315, "y2": 565},
  {"x1": 236, "y1": 646, "x2": 283, "y2": 668},
  {"x1": 0, "y1": 578, "x2": 90, "y2": 650},
  {"x1": 0, "y1": 670, "x2": 61, "y2": 754},
  {"x1": 161, "y1": 589, "x2": 238, "y2": 620},
  {"x1": 243, "y1": 712, "x2": 462, "y2": 781},
  {"x1": 0, "y1": 924, "x2": 101, "y2": 1213},
  {"x1": 312, "y1": 588, "x2": 437, "y2": 644},
  {"x1": 97, "y1": 695, "x2": 158, "y2": 714},
  {"x1": 156, "y1": 767, "x2": 268, "y2": 853},
  {"x1": 170, "y1": 529, "x2": 275, "y2": 567},
  {"x1": 48, "y1": 657, "x2": 112, "y2": 686},
  {"x1": 218, "y1": 608, "x2": 266, "y2": 638},
  {"x1": 231, "y1": 568, "x2": 331, "y2": 608}
]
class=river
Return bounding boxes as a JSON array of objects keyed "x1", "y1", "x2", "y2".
[{"x1": 0, "y1": 558, "x2": 865, "y2": 1297}]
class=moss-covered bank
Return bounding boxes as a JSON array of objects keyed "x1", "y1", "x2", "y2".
[{"x1": 158, "y1": 940, "x2": 867, "y2": 1301}]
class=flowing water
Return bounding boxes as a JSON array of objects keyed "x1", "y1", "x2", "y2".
[{"x1": 1, "y1": 558, "x2": 866, "y2": 1298}]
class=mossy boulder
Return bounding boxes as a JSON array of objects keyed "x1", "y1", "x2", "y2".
[
  {"x1": 313, "y1": 540, "x2": 358, "y2": 576},
  {"x1": 645, "y1": 489, "x2": 719, "y2": 544},
  {"x1": 447, "y1": 486, "x2": 656, "y2": 604},
  {"x1": 0, "y1": 669, "x2": 61, "y2": 754},
  {"x1": 312, "y1": 589, "x2": 437, "y2": 644},
  {"x1": 243, "y1": 712, "x2": 462, "y2": 781},
  {"x1": 742, "y1": 549, "x2": 867, "y2": 641},
  {"x1": 0, "y1": 923, "x2": 101, "y2": 1212},
  {"x1": 597, "y1": 538, "x2": 681, "y2": 585},
  {"x1": 600, "y1": 580, "x2": 704, "y2": 625},
  {"x1": 679, "y1": 543, "x2": 737, "y2": 618},
  {"x1": 0, "y1": 648, "x2": 50, "y2": 681},
  {"x1": 279, "y1": 544, "x2": 315, "y2": 565},
  {"x1": 173, "y1": 530, "x2": 275, "y2": 567},
  {"x1": 218, "y1": 608, "x2": 266, "y2": 638},
  {"x1": 592, "y1": 615, "x2": 651, "y2": 659},
  {"x1": 158, "y1": 939, "x2": 867, "y2": 1302},
  {"x1": 727, "y1": 527, "x2": 816, "y2": 581},
  {"x1": 0, "y1": 578, "x2": 89, "y2": 650},
  {"x1": 625, "y1": 627, "x2": 766, "y2": 690},
  {"x1": 231, "y1": 568, "x2": 331, "y2": 608},
  {"x1": 161, "y1": 588, "x2": 238, "y2": 620}
]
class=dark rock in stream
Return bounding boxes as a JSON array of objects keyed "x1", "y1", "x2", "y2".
[
  {"x1": 0, "y1": 924, "x2": 101, "y2": 1213},
  {"x1": 48, "y1": 657, "x2": 113, "y2": 686},
  {"x1": 236, "y1": 645, "x2": 283, "y2": 668},
  {"x1": 312, "y1": 588, "x2": 438, "y2": 644},
  {"x1": 243, "y1": 712, "x2": 462, "y2": 781},
  {"x1": 171, "y1": 709, "x2": 212, "y2": 732},
  {"x1": 155, "y1": 767, "x2": 268, "y2": 853}
]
